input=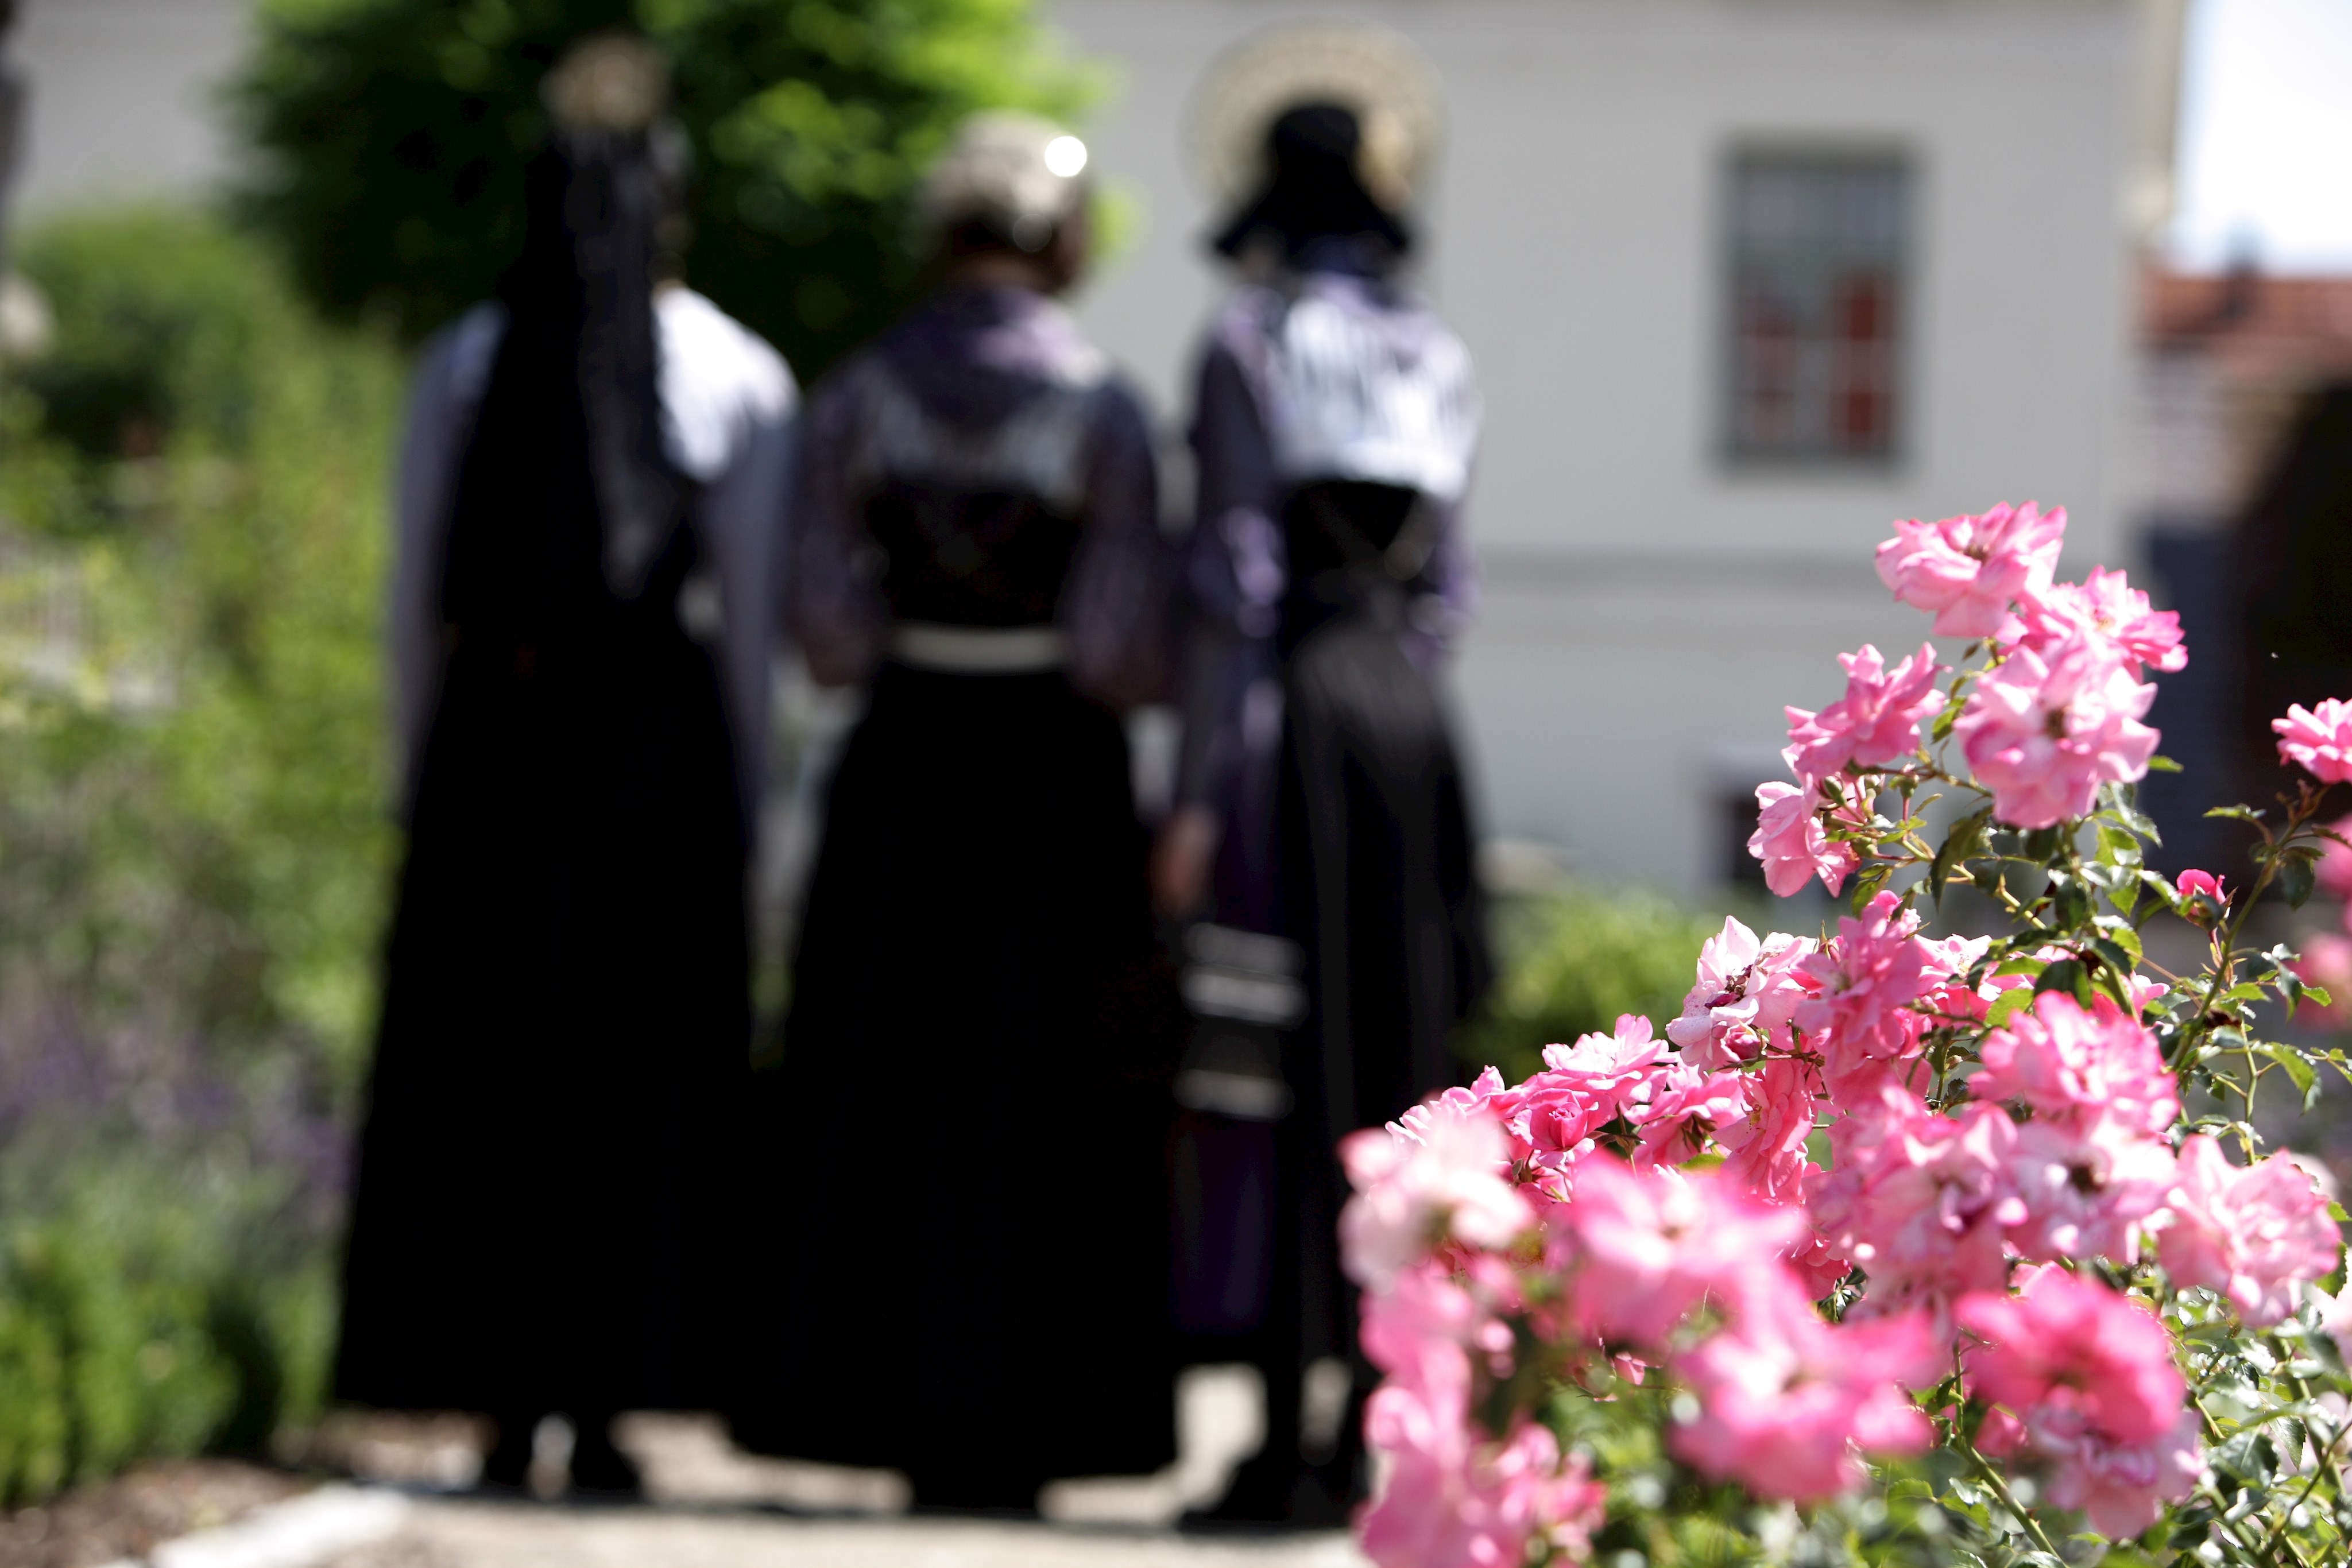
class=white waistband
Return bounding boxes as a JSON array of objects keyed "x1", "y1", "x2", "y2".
[{"x1": 888, "y1": 622, "x2": 1067, "y2": 673}]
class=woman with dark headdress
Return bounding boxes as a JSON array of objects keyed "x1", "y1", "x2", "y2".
[
  {"x1": 1158, "y1": 23, "x2": 1490, "y2": 1526},
  {"x1": 335, "y1": 34, "x2": 795, "y2": 1494},
  {"x1": 728, "y1": 113, "x2": 1181, "y2": 1513}
]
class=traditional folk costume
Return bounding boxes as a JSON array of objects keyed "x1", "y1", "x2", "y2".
[
  {"x1": 1175, "y1": 27, "x2": 1492, "y2": 1524},
  {"x1": 729, "y1": 115, "x2": 1182, "y2": 1511},
  {"x1": 335, "y1": 38, "x2": 795, "y2": 1492}
]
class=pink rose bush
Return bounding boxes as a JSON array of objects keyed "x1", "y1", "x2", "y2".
[{"x1": 1346, "y1": 502, "x2": 2352, "y2": 1566}]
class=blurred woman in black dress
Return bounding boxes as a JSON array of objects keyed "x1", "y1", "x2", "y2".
[
  {"x1": 729, "y1": 113, "x2": 1182, "y2": 1512},
  {"x1": 1160, "y1": 24, "x2": 1491, "y2": 1526},
  {"x1": 336, "y1": 35, "x2": 795, "y2": 1494}
]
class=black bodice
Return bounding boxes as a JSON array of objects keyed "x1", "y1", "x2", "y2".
[
  {"x1": 866, "y1": 481, "x2": 1082, "y2": 628},
  {"x1": 1276, "y1": 478, "x2": 1433, "y2": 655}
]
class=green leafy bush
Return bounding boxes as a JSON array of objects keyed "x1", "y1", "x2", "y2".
[
  {"x1": 233, "y1": 0, "x2": 1096, "y2": 375},
  {"x1": 0, "y1": 204, "x2": 400, "y2": 1500},
  {"x1": 1463, "y1": 882, "x2": 1737, "y2": 1085},
  {"x1": 10, "y1": 212, "x2": 280, "y2": 463},
  {"x1": 0, "y1": 1156, "x2": 337, "y2": 1505},
  {"x1": 2, "y1": 204, "x2": 400, "y2": 1083}
]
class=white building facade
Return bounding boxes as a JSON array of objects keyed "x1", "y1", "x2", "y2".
[{"x1": 10, "y1": 0, "x2": 2188, "y2": 895}]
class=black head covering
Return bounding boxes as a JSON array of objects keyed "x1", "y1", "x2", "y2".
[
  {"x1": 442, "y1": 119, "x2": 694, "y2": 632},
  {"x1": 1212, "y1": 102, "x2": 1410, "y2": 267}
]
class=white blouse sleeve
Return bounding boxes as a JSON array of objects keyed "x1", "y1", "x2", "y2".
[{"x1": 655, "y1": 288, "x2": 799, "y2": 827}]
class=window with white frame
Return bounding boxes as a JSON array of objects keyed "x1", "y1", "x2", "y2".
[{"x1": 1723, "y1": 151, "x2": 1909, "y2": 463}]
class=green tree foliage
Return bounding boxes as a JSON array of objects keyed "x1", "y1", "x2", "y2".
[
  {"x1": 233, "y1": 0, "x2": 1096, "y2": 375},
  {"x1": 0, "y1": 205, "x2": 400, "y2": 1497}
]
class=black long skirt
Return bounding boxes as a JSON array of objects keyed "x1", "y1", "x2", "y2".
[
  {"x1": 1282, "y1": 609, "x2": 1490, "y2": 1145},
  {"x1": 1264, "y1": 603, "x2": 1491, "y2": 1486},
  {"x1": 731, "y1": 662, "x2": 1183, "y2": 1496},
  {"x1": 335, "y1": 617, "x2": 751, "y2": 1417}
]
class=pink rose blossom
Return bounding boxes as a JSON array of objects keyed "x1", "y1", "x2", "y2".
[
  {"x1": 2006, "y1": 567, "x2": 2187, "y2": 676},
  {"x1": 1875, "y1": 502, "x2": 2067, "y2": 637},
  {"x1": 1494, "y1": 1016, "x2": 1672, "y2": 1178},
  {"x1": 1671, "y1": 1279, "x2": 1937, "y2": 1501},
  {"x1": 1917, "y1": 933, "x2": 1991, "y2": 978},
  {"x1": 1972, "y1": 992, "x2": 2180, "y2": 1140},
  {"x1": 1540, "y1": 1015, "x2": 1671, "y2": 1084},
  {"x1": 2174, "y1": 868, "x2": 2222, "y2": 899},
  {"x1": 1794, "y1": 892, "x2": 1935, "y2": 1091},
  {"x1": 1561, "y1": 1160, "x2": 1808, "y2": 1346},
  {"x1": 1813, "y1": 1092, "x2": 2021, "y2": 1315},
  {"x1": 1914, "y1": 932, "x2": 2011, "y2": 1024},
  {"x1": 1954, "y1": 638, "x2": 2158, "y2": 829},
  {"x1": 2037, "y1": 1408, "x2": 2204, "y2": 1538},
  {"x1": 1976, "y1": 1401, "x2": 2203, "y2": 1537},
  {"x1": 1666, "y1": 918, "x2": 1817, "y2": 1067},
  {"x1": 1384, "y1": 1067, "x2": 1512, "y2": 1152},
  {"x1": 1956, "y1": 1267, "x2": 2185, "y2": 1446},
  {"x1": 1786, "y1": 1209, "x2": 1856, "y2": 1300},
  {"x1": 2003, "y1": 1117, "x2": 2176, "y2": 1265},
  {"x1": 1358, "y1": 1264, "x2": 1499, "y2": 1411},
  {"x1": 1714, "y1": 1055, "x2": 1824, "y2": 1207},
  {"x1": 2173, "y1": 868, "x2": 2229, "y2": 927},
  {"x1": 1631, "y1": 1062, "x2": 1750, "y2": 1171},
  {"x1": 2274, "y1": 699, "x2": 2352, "y2": 784},
  {"x1": 1960, "y1": 1267, "x2": 2202, "y2": 1536},
  {"x1": 1341, "y1": 1094, "x2": 1533, "y2": 1291},
  {"x1": 1974, "y1": 1403, "x2": 2029, "y2": 1459},
  {"x1": 2157, "y1": 1135, "x2": 2343, "y2": 1327},
  {"x1": 1749, "y1": 781, "x2": 1860, "y2": 898},
  {"x1": 1783, "y1": 642, "x2": 1946, "y2": 785},
  {"x1": 1360, "y1": 1386, "x2": 1606, "y2": 1568},
  {"x1": 1356, "y1": 1294, "x2": 1606, "y2": 1568}
]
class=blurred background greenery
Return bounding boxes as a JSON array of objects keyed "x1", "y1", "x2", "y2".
[{"x1": 0, "y1": 206, "x2": 397, "y2": 1503}]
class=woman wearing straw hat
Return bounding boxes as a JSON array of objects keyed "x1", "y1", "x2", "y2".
[
  {"x1": 729, "y1": 112, "x2": 1182, "y2": 1513},
  {"x1": 1158, "y1": 22, "x2": 1492, "y2": 1526},
  {"x1": 336, "y1": 34, "x2": 795, "y2": 1495}
]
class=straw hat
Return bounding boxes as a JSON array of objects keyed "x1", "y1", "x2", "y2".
[
  {"x1": 542, "y1": 32, "x2": 670, "y2": 134},
  {"x1": 1190, "y1": 20, "x2": 1441, "y2": 211},
  {"x1": 919, "y1": 111, "x2": 1092, "y2": 252}
]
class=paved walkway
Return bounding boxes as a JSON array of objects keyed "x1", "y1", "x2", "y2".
[
  {"x1": 319, "y1": 1501, "x2": 1364, "y2": 1568},
  {"x1": 286, "y1": 1368, "x2": 1370, "y2": 1568}
]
